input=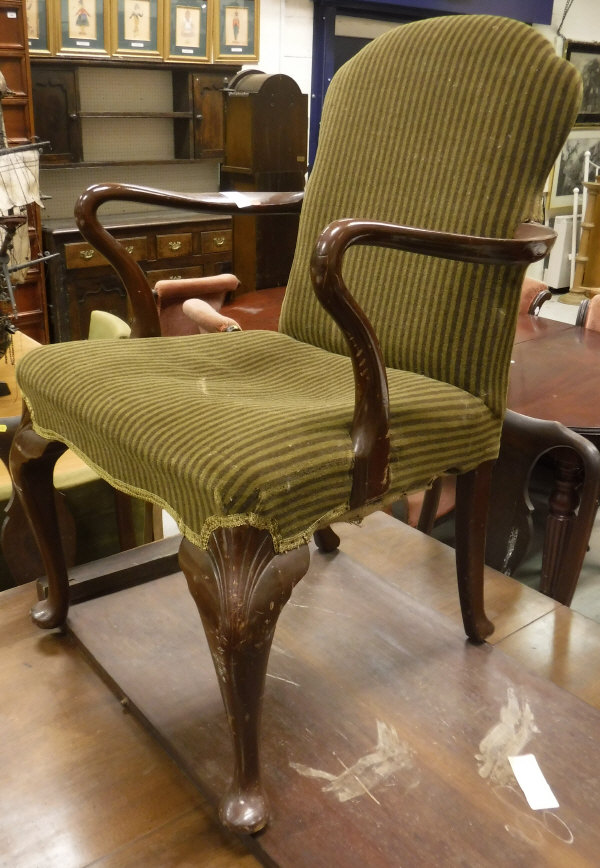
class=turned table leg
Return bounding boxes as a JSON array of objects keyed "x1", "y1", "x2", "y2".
[
  {"x1": 540, "y1": 443, "x2": 600, "y2": 605},
  {"x1": 179, "y1": 526, "x2": 310, "y2": 833}
]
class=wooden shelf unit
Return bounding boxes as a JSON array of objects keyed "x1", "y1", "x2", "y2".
[
  {"x1": 30, "y1": 59, "x2": 240, "y2": 167},
  {"x1": 0, "y1": 0, "x2": 49, "y2": 342}
]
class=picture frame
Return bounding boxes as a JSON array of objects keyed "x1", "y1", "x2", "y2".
[
  {"x1": 112, "y1": 0, "x2": 162, "y2": 58},
  {"x1": 56, "y1": 0, "x2": 110, "y2": 56},
  {"x1": 26, "y1": 0, "x2": 52, "y2": 54},
  {"x1": 547, "y1": 126, "x2": 600, "y2": 213},
  {"x1": 214, "y1": 0, "x2": 258, "y2": 62},
  {"x1": 565, "y1": 41, "x2": 600, "y2": 125},
  {"x1": 165, "y1": 1, "x2": 209, "y2": 62}
]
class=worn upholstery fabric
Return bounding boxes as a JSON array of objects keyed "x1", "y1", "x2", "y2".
[
  {"x1": 18, "y1": 331, "x2": 498, "y2": 551},
  {"x1": 17, "y1": 15, "x2": 582, "y2": 553}
]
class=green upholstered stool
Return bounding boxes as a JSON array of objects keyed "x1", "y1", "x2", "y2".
[{"x1": 12, "y1": 15, "x2": 581, "y2": 833}]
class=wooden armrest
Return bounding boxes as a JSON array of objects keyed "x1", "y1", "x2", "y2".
[
  {"x1": 310, "y1": 218, "x2": 557, "y2": 509},
  {"x1": 74, "y1": 183, "x2": 304, "y2": 338}
]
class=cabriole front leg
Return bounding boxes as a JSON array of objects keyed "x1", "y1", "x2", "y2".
[
  {"x1": 179, "y1": 527, "x2": 310, "y2": 834},
  {"x1": 454, "y1": 460, "x2": 495, "y2": 643},
  {"x1": 9, "y1": 406, "x2": 69, "y2": 628}
]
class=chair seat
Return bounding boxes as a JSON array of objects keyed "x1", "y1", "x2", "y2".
[{"x1": 18, "y1": 330, "x2": 500, "y2": 553}]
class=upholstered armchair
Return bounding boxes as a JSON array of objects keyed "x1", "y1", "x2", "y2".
[{"x1": 10, "y1": 15, "x2": 581, "y2": 833}]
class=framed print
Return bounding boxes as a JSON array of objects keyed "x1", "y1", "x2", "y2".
[
  {"x1": 548, "y1": 127, "x2": 600, "y2": 213},
  {"x1": 214, "y1": 0, "x2": 258, "y2": 62},
  {"x1": 113, "y1": 0, "x2": 162, "y2": 58},
  {"x1": 165, "y1": 1, "x2": 209, "y2": 61},
  {"x1": 565, "y1": 42, "x2": 600, "y2": 124},
  {"x1": 27, "y1": 0, "x2": 51, "y2": 54},
  {"x1": 57, "y1": 0, "x2": 109, "y2": 56}
]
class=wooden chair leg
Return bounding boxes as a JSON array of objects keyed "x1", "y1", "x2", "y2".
[
  {"x1": 313, "y1": 525, "x2": 340, "y2": 552},
  {"x1": 454, "y1": 460, "x2": 495, "y2": 644},
  {"x1": 417, "y1": 477, "x2": 443, "y2": 534},
  {"x1": 9, "y1": 406, "x2": 69, "y2": 628},
  {"x1": 179, "y1": 527, "x2": 310, "y2": 834}
]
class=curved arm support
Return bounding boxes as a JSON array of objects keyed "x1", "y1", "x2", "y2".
[
  {"x1": 74, "y1": 183, "x2": 304, "y2": 338},
  {"x1": 310, "y1": 219, "x2": 557, "y2": 510}
]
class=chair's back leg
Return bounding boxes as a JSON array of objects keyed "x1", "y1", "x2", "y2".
[
  {"x1": 454, "y1": 460, "x2": 496, "y2": 644},
  {"x1": 313, "y1": 525, "x2": 340, "y2": 552},
  {"x1": 179, "y1": 527, "x2": 310, "y2": 834},
  {"x1": 9, "y1": 406, "x2": 69, "y2": 628}
]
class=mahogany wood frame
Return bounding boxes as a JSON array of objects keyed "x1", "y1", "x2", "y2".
[{"x1": 10, "y1": 181, "x2": 557, "y2": 833}]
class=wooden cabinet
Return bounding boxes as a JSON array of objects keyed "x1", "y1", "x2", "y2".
[
  {"x1": 0, "y1": 0, "x2": 49, "y2": 342},
  {"x1": 220, "y1": 71, "x2": 307, "y2": 292},
  {"x1": 31, "y1": 60, "x2": 240, "y2": 166},
  {"x1": 31, "y1": 65, "x2": 82, "y2": 163},
  {"x1": 43, "y1": 211, "x2": 233, "y2": 341}
]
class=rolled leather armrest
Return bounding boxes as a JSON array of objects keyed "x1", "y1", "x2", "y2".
[
  {"x1": 154, "y1": 273, "x2": 240, "y2": 308},
  {"x1": 182, "y1": 298, "x2": 242, "y2": 333},
  {"x1": 154, "y1": 273, "x2": 240, "y2": 336}
]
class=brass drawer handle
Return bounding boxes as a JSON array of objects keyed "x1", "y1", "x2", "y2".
[
  {"x1": 168, "y1": 241, "x2": 182, "y2": 251},
  {"x1": 169, "y1": 274, "x2": 182, "y2": 280},
  {"x1": 79, "y1": 249, "x2": 95, "y2": 260},
  {"x1": 124, "y1": 245, "x2": 134, "y2": 254},
  {"x1": 213, "y1": 235, "x2": 226, "y2": 247}
]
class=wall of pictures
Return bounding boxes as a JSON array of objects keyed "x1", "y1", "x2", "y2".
[
  {"x1": 26, "y1": 0, "x2": 259, "y2": 63},
  {"x1": 547, "y1": 40, "x2": 600, "y2": 213}
]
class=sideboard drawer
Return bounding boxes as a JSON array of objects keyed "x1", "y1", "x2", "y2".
[
  {"x1": 145, "y1": 265, "x2": 205, "y2": 288},
  {"x1": 64, "y1": 241, "x2": 108, "y2": 270},
  {"x1": 201, "y1": 228, "x2": 232, "y2": 255},
  {"x1": 64, "y1": 236, "x2": 148, "y2": 270},
  {"x1": 156, "y1": 232, "x2": 193, "y2": 259}
]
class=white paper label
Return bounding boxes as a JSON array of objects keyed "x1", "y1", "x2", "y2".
[{"x1": 508, "y1": 754, "x2": 559, "y2": 811}]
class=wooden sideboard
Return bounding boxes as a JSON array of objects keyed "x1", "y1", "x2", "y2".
[{"x1": 42, "y1": 210, "x2": 232, "y2": 342}]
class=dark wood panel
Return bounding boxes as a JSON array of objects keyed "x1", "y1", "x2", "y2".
[{"x1": 0, "y1": 3, "x2": 25, "y2": 51}]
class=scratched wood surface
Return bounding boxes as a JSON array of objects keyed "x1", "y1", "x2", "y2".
[
  {"x1": 0, "y1": 584, "x2": 259, "y2": 868},
  {"x1": 67, "y1": 516, "x2": 600, "y2": 868}
]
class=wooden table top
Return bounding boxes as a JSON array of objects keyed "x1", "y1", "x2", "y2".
[
  {"x1": 509, "y1": 315, "x2": 600, "y2": 434},
  {"x1": 513, "y1": 312, "x2": 572, "y2": 345},
  {"x1": 66, "y1": 513, "x2": 600, "y2": 868}
]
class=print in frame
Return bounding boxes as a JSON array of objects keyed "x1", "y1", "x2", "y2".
[
  {"x1": 56, "y1": 0, "x2": 109, "y2": 56},
  {"x1": 214, "y1": 0, "x2": 258, "y2": 62},
  {"x1": 113, "y1": 0, "x2": 162, "y2": 58},
  {"x1": 166, "y1": 1, "x2": 209, "y2": 62},
  {"x1": 548, "y1": 127, "x2": 600, "y2": 214},
  {"x1": 565, "y1": 41, "x2": 600, "y2": 125},
  {"x1": 26, "y1": 0, "x2": 51, "y2": 55}
]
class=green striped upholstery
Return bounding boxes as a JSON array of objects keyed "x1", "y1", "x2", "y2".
[
  {"x1": 17, "y1": 15, "x2": 581, "y2": 554},
  {"x1": 18, "y1": 331, "x2": 497, "y2": 551},
  {"x1": 280, "y1": 15, "x2": 582, "y2": 418}
]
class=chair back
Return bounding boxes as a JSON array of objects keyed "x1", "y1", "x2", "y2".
[
  {"x1": 577, "y1": 294, "x2": 600, "y2": 331},
  {"x1": 279, "y1": 15, "x2": 582, "y2": 418}
]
